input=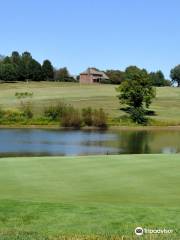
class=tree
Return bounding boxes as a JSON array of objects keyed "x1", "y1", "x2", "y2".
[
  {"x1": 28, "y1": 59, "x2": 43, "y2": 81},
  {"x1": 11, "y1": 51, "x2": 24, "y2": 81},
  {"x1": 149, "y1": 70, "x2": 170, "y2": 86},
  {"x1": 42, "y1": 60, "x2": 54, "y2": 80},
  {"x1": 21, "y1": 52, "x2": 33, "y2": 81},
  {"x1": 3, "y1": 56, "x2": 11, "y2": 64},
  {"x1": 54, "y1": 67, "x2": 70, "y2": 82},
  {"x1": 0, "y1": 51, "x2": 57, "y2": 82},
  {"x1": 11, "y1": 51, "x2": 21, "y2": 65},
  {"x1": 22, "y1": 51, "x2": 32, "y2": 61},
  {"x1": 105, "y1": 70, "x2": 124, "y2": 84},
  {"x1": 0, "y1": 63, "x2": 17, "y2": 82},
  {"x1": 116, "y1": 66, "x2": 156, "y2": 123},
  {"x1": 170, "y1": 65, "x2": 180, "y2": 87}
]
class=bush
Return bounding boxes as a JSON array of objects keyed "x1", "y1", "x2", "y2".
[
  {"x1": 82, "y1": 107, "x2": 93, "y2": 126},
  {"x1": 21, "y1": 104, "x2": 33, "y2": 119},
  {"x1": 44, "y1": 102, "x2": 67, "y2": 120},
  {"x1": 61, "y1": 106, "x2": 82, "y2": 128},
  {"x1": 92, "y1": 108, "x2": 108, "y2": 128},
  {"x1": 15, "y1": 92, "x2": 33, "y2": 99},
  {"x1": 3, "y1": 109, "x2": 23, "y2": 122}
]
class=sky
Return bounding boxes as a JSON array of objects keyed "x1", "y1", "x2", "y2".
[{"x1": 1, "y1": 0, "x2": 180, "y2": 78}]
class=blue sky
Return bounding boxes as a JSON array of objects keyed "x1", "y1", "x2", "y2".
[{"x1": 1, "y1": 0, "x2": 180, "y2": 77}]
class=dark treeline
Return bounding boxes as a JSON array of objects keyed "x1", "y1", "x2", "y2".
[
  {"x1": 104, "y1": 69, "x2": 171, "y2": 86},
  {"x1": 0, "y1": 51, "x2": 76, "y2": 82},
  {"x1": 0, "y1": 51, "x2": 174, "y2": 86}
]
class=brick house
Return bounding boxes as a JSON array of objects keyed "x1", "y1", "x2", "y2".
[{"x1": 79, "y1": 68, "x2": 109, "y2": 84}]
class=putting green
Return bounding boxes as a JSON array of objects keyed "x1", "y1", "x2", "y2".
[{"x1": 0, "y1": 154, "x2": 179, "y2": 238}]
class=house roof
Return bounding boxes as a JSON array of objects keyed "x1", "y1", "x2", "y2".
[{"x1": 80, "y1": 68, "x2": 109, "y2": 79}]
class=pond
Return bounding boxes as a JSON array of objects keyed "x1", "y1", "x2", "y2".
[{"x1": 0, "y1": 128, "x2": 180, "y2": 157}]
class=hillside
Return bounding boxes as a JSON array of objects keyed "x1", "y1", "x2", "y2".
[{"x1": 0, "y1": 82, "x2": 180, "y2": 125}]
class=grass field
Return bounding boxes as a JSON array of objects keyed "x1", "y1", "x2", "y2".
[
  {"x1": 0, "y1": 154, "x2": 180, "y2": 239},
  {"x1": 0, "y1": 82, "x2": 180, "y2": 125}
]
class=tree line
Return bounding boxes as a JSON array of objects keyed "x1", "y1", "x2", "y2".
[
  {"x1": 103, "y1": 69, "x2": 171, "y2": 86},
  {"x1": 0, "y1": 51, "x2": 180, "y2": 87},
  {"x1": 0, "y1": 51, "x2": 75, "y2": 82}
]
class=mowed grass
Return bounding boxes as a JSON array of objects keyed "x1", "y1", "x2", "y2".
[
  {"x1": 0, "y1": 82, "x2": 180, "y2": 124},
  {"x1": 0, "y1": 154, "x2": 180, "y2": 239}
]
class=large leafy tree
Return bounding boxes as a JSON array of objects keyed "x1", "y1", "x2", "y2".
[
  {"x1": 170, "y1": 65, "x2": 180, "y2": 87},
  {"x1": 42, "y1": 60, "x2": 54, "y2": 80},
  {"x1": 116, "y1": 66, "x2": 156, "y2": 123}
]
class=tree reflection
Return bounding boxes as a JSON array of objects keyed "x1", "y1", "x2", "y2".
[{"x1": 117, "y1": 131, "x2": 154, "y2": 154}]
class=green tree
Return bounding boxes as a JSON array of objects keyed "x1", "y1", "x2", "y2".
[
  {"x1": 105, "y1": 70, "x2": 124, "y2": 84},
  {"x1": 54, "y1": 67, "x2": 70, "y2": 82},
  {"x1": 21, "y1": 52, "x2": 33, "y2": 81},
  {"x1": 116, "y1": 66, "x2": 156, "y2": 123},
  {"x1": 149, "y1": 70, "x2": 170, "y2": 86},
  {"x1": 2, "y1": 56, "x2": 11, "y2": 64},
  {"x1": 42, "y1": 60, "x2": 54, "y2": 80},
  {"x1": 11, "y1": 51, "x2": 24, "y2": 81},
  {"x1": 11, "y1": 51, "x2": 21, "y2": 65},
  {"x1": 0, "y1": 63, "x2": 17, "y2": 82},
  {"x1": 28, "y1": 59, "x2": 42, "y2": 81},
  {"x1": 170, "y1": 65, "x2": 180, "y2": 87},
  {"x1": 22, "y1": 52, "x2": 32, "y2": 61}
]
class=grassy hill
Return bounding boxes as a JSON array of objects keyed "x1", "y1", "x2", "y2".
[
  {"x1": 0, "y1": 154, "x2": 179, "y2": 239},
  {"x1": 0, "y1": 82, "x2": 180, "y2": 125}
]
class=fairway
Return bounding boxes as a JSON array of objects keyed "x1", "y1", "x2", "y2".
[
  {"x1": 0, "y1": 154, "x2": 180, "y2": 239},
  {"x1": 0, "y1": 82, "x2": 180, "y2": 124}
]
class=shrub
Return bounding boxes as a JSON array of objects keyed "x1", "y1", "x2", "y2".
[
  {"x1": 61, "y1": 106, "x2": 82, "y2": 128},
  {"x1": 3, "y1": 109, "x2": 23, "y2": 122},
  {"x1": 92, "y1": 108, "x2": 108, "y2": 128},
  {"x1": 82, "y1": 107, "x2": 93, "y2": 126},
  {"x1": 21, "y1": 104, "x2": 33, "y2": 119},
  {"x1": 15, "y1": 92, "x2": 33, "y2": 99},
  {"x1": 44, "y1": 102, "x2": 67, "y2": 120}
]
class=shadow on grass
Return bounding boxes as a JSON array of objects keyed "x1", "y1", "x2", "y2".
[{"x1": 120, "y1": 107, "x2": 157, "y2": 116}]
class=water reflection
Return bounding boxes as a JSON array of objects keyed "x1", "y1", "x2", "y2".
[
  {"x1": 118, "y1": 131, "x2": 153, "y2": 154},
  {"x1": 0, "y1": 129, "x2": 179, "y2": 157}
]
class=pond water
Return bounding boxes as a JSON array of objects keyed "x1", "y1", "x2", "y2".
[{"x1": 0, "y1": 129, "x2": 180, "y2": 157}]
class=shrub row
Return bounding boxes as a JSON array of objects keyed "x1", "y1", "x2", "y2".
[
  {"x1": 0, "y1": 103, "x2": 108, "y2": 129},
  {"x1": 44, "y1": 103, "x2": 108, "y2": 129}
]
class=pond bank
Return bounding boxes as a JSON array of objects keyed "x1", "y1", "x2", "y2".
[{"x1": 0, "y1": 124, "x2": 180, "y2": 131}]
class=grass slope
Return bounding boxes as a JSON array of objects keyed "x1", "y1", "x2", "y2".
[
  {"x1": 0, "y1": 82, "x2": 180, "y2": 124},
  {"x1": 0, "y1": 154, "x2": 179, "y2": 239}
]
